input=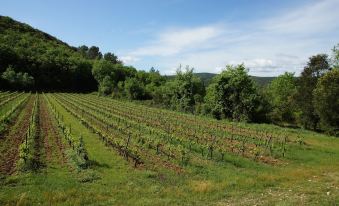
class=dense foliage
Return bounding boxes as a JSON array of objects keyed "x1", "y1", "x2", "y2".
[
  {"x1": 0, "y1": 16, "x2": 97, "y2": 91},
  {"x1": 265, "y1": 72, "x2": 297, "y2": 124},
  {"x1": 313, "y1": 68, "x2": 339, "y2": 135},
  {"x1": 295, "y1": 54, "x2": 331, "y2": 130},
  {"x1": 203, "y1": 64, "x2": 263, "y2": 122},
  {"x1": 1, "y1": 66, "x2": 34, "y2": 90}
]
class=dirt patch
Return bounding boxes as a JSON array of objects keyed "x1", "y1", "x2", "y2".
[
  {"x1": 0, "y1": 96, "x2": 35, "y2": 175},
  {"x1": 39, "y1": 97, "x2": 66, "y2": 166}
]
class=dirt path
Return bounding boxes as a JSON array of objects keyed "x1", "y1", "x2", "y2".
[
  {"x1": 0, "y1": 95, "x2": 35, "y2": 175},
  {"x1": 31, "y1": 96, "x2": 43, "y2": 169},
  {"x1": 39, "y1": 96, "x2": 66, "y2": 166}
]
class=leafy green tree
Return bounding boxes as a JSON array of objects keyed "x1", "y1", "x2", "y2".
[
  {"x1": 295, "y1": 54, "x2": 331, "y2": 130},
  {"x1": 1, "y1": 66, "x2": 34, "y2": 89},
  {"x1": 104, "y1": 52, "x2": 121, "y2": 64},
  {"x1": 92, "y1": 59, "x2": 143, "y2": 97},
  {"x1": 265, "y1": 72, "x2": 297, "y2": 124},
  {"x1": 124, "y1": 77, "x2": 146, "y2": 100},
  {"x1": 171, "y1": 66, "x2": 205, "y2": 113},
  {"x1": 21, "y1": 72, "x2": 34, "y2": 88},
  {"x1": 204, "y1": 64, "x2": 261, "y2": 122},
  {"x1": 313, "y1": 68, "x2": 339, "y2": 135},
  {"x1": 78, "y1": 45, "x2": 89, "y2": 58},
  {"x1": 153, "y1": 81, "x2": 176, "y2": 107},
  {"x1": 99, "y1": 76, "x2": 114, "y2": 95},
  {"x1": 87, "y1": 46, "x2": 102, "y2": 60},
  {"x1": 1, "y1": 66, "x2": 17, "y2": 84},
  {"x1": 92, "y1": 59, "x2": 116, "y2": 83}
]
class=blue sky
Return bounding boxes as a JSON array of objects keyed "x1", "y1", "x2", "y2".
[{"x1": 1, "y1": 0, "x2": 338, "y2": 76}]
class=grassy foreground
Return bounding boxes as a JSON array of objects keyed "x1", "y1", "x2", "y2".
[{"x1": 0, "y1": 94, "x2": 338, "y2": 206}]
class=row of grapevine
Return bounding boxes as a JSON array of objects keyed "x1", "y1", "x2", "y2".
[
  {"x1": 18, "y1": 94, "x2": 39, "y2": 170},
  {"x1": 87, "y1": 93, "x2": 293, "y2": 143},
  {"x1": 51, "y1": 94, "x2": 188, "y2": 170},
  {"x1": 44, "y1": 94, "x2": 89, "y2": 168},
  {"x1": 69, "y1": 93, "x2": 282, "y2": 162},
  {"x1": 62, "y1": 94, "x2": 223, "y2": 162},
  {"x1": 0, "y1": 93, "x2": 30, "y2": 125},
  {"x1": 0, "y1": 91, "x2": 18, "y2": 102},
  {"x1": 0, "y1": 92, "x2": 23, "y2": 108}
]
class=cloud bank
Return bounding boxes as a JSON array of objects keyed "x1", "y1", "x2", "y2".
[{"x1": 123, "y1": 0, "x2": 339, "y2": 76}]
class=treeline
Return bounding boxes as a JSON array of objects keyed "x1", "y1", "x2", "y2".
[
  {"x1": 92, "y1": 45, "x2": 339, "y2": 136},
  {"x1": 264, "y1": 50, "x2": 338, "y2": 135}
]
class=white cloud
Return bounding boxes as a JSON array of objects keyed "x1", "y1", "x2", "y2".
[
  {"x1": 131, "y1": 25, "x2": 223, "y2": 56},
  {"x1": 244, "y1": 59, "x2": 274, "y2": 69},
  {"x1": 263, "y1": 0, "x2": 339, "y2": 35},
  {"x1": 123, "y1": 0, "x2": 339, "y2": 76},
  {"x1": 120, "y1": 55, "x2": 140, "y2": 64}
]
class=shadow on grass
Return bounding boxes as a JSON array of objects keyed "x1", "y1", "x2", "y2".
[{"x1": 86, "y1": 159, "x2": 110, "y2": 169}]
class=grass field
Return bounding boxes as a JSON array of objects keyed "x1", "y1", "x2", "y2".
[{"x1": 0, "y1": 92, "x2": 338, "y2": 205}]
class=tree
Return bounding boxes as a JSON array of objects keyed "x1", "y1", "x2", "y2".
[
  {"x1": 153, "y1": 81, "x2": 176, "y2": 107},
  {"x1": 124, "y1": 77, "x2": 146, "y2": 100},
  {"x1": 265, "y1": 72, "x2": 297, "y2": 124},
  {"x1": 295, "y1": 54, "x2": 331, "y2": 130},
  {"x1": 21, "y1": 72, "x2": 34, "y2": 88},
  {"x1": 1, "y1": 66, "x2": 17, "y2": 84},
  {"x1": 313, "y1": 68, "x2": 339, "y2": 136},
  {"x1": 171, "y1": 66, "x2": 205, "y2": 113},
  {"x1": 87, "y1": 46, "x2": 102, "y2": 59},
  {"x1": 332, "y1": 43, "x2": 339, "y2": 69},
  {"x1": 92, "y1": 59, "x2": 116, "y2": 83},
  {"x1": 99, "y1": 76, "x2": 114, "y2": 95},
  {"x1": 92, "y1": 59, "x2": 142, "y2": 96},
  {"x1": 104, "y1": 52, "x2": 121, "y2": 64},
  {"x1": 1, "y1": 66, "x2": 34, "y2": 90},
  {"x1": 204, "y1": 64, "x2": 261, "y2": 122},
  {"x1": 78, "y1": 45, "x2": 89, "y2": 58}
]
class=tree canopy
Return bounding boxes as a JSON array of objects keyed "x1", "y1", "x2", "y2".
[
  {"x1": 265, "y1": 72, "x2": 297, "y2": 124},
  {"x1": 204, "y1": 64, "x2": 262, "y2": 122},
  {"x1": 0, "y1": 16, "x2": 97, "y2": 91},
  {"x1": 313, "y1": 68, "x2": 339, "y2": 135},
  {"x1": 295, "y1": 54, "x2": 331, "y2": 130}
]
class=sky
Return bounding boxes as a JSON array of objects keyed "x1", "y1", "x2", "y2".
[{"x1": 1, "y1": 0, "x2": 338, "y2": 76}]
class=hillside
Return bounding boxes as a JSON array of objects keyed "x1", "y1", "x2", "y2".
[
  {"x1": 0, "y1": 16, "x2": 97, "y2": 91},
  {"x1": 0, "y1": 16, "x2": 275, "y2": 92}
]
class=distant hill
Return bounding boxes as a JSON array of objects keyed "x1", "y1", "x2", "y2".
[
  {"x1": 194, "y1": 73, "x2": 216, "y2": 85},
  {"x1": 195, "y1": 73, "x2": 275, "y2": 86},
  {"x1": 166, "y1": 72, "x2": 275, "y2": 86},
  {"x1": 0, "y1": 16, "x2": 97, "y2": 91},
  {"x1": 250, "y1": 76, "x2": 275, "y2": 86}
]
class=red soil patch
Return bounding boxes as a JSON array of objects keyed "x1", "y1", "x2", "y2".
[
  {"x1": 39, "y1": 97, "x2": 66, "y2": 165},
  {"x1": 0, "y1": 96, "x2": 35, "y2": 175}
]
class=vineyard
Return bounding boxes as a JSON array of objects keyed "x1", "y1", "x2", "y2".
[{"x1": 0, "y1": 91, "x2": 338, "y2": 205}]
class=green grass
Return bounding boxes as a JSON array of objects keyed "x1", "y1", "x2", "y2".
[{"x1": 0, "y1": 93, "x2": 338, "y2": 205}]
